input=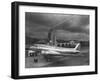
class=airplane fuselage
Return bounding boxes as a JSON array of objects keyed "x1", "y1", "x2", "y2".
[{"x1": 30, "y1": 44, "x2": 80, "y2": 55}]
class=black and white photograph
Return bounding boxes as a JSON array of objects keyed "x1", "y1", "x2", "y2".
[
  {"x1": 25, "y1": 13, "x2": 90, "y2": 68},
  {"x1": 11, "y1": 1, "x2": 97, "y2": 79}
]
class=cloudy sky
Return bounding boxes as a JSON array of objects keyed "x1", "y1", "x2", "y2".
[{"x1": 25, "y1": 12, "x2": 89, "y2": 41}]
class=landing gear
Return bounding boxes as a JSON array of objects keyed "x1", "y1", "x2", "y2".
[{"x1": 44, "y1": 55, "x2": 51, "y2": 62}]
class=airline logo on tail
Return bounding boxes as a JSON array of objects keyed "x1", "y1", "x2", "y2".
[{"x1": 74, "y1": 43, "x2": 80, "y2": 51}]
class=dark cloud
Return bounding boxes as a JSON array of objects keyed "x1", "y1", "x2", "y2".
[
  {"x1": 25, "y1": 12, "x2": 89, "y2": 41},
  {"x1": 56, "y1": 30, "x2": 89, "y2": 41}
]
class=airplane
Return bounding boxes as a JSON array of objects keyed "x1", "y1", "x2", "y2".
[{"x1": 29, "y1": 43, "x2": 81, "y2": 56}]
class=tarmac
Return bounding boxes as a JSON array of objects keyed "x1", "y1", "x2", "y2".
[{"x1": 25, "y1": 48, "x2": 89, "y2": 68}]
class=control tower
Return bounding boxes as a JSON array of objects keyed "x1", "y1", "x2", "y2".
[{"x1": 48, "y1": 29, "x2": 57, "y2": 46}]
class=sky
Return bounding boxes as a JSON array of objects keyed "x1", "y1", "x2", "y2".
[{"x1": 25, "y1": 12, "x2": 89, "y2": 41}]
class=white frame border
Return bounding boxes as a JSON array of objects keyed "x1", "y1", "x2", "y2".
[{"x1": 19, "y1": 5, "x2": 95, "y2": 76}]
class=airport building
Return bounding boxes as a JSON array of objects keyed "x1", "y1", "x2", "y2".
[
  {"x1": 48, "y1": 29, "x2": 77, "y2": 48},
  {"x1": 48, "y1": 29, "x2": 57, "y2": 46}
]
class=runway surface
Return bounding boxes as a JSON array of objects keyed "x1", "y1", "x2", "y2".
[{"x1": 25, "y1": 47, "x2": 89, "y2": 68}]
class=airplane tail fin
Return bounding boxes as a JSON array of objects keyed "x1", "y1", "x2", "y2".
[{"x1": 74, "y1": 43, "x2": 81, "y2": 50}]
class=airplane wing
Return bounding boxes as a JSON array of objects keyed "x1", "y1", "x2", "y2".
[
  {"x1": 41, "y1": 52, "x2": 81, "y2": 56},
  {"x1": 40, "y1": 49, "x2": 80, "y2": 56}
]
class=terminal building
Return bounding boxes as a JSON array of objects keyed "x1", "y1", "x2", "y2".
[{"x1": 48, "y1": 29, "x2": 77, "y2": 48}]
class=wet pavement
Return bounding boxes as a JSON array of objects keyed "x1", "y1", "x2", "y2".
[{"x1": 25, "y1": 47, "x2": 89, "y2": 68}]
